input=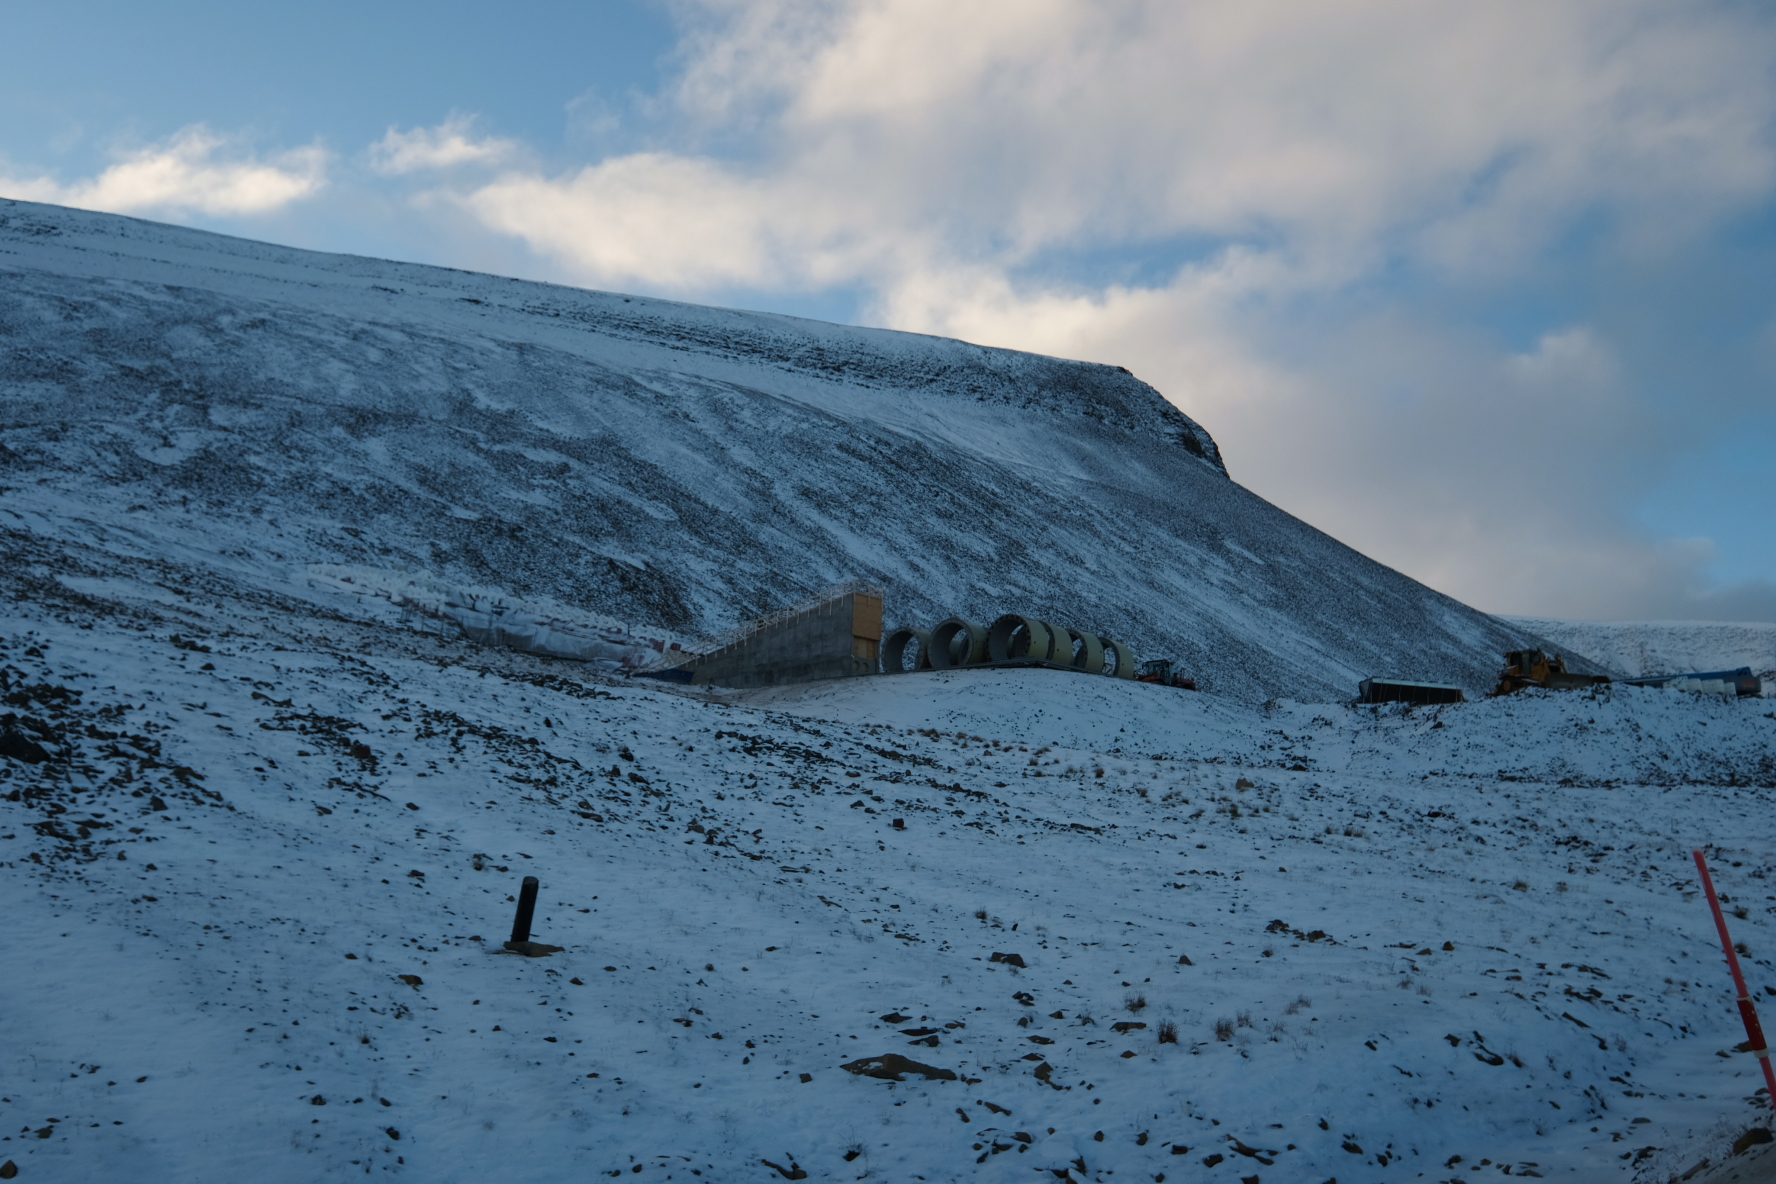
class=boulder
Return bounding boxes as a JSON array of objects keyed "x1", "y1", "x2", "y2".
[{"x1": 840, "y1": 1054, "x2": 958, "y2": 1082}]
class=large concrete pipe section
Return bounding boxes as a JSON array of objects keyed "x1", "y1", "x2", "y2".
[
  {"x1": 1062, "y1": 628, "x2": 1104, "y2": 673},
  {"x1": 987, "y1": 614, "x2": 1055, "y2": 663},
  {"x1": 1104, "y1": 638, "x2": 1138, "y2": 678},
  {"x1": 928, "y1": 618, "x2": 988, "y2": 668},
  {"x1": 881, "y1": 627, "x2": 932, "y2": 673}
]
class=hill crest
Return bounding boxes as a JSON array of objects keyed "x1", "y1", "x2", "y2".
[{"x1": 0, "y1": 196, "x2": 1561, "y2": 700}]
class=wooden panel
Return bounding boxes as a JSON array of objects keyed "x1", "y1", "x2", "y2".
[{"x1": 851, "y1": 594, "x2": 883, "y2": 642}]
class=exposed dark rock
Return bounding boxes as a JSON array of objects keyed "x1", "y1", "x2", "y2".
[
  {"x1": 839, "y1": 1053, "x2": 958, "y2": 1082},
  {"x1": 0, "y1": 726, "x2": 49, "y2": 764}
]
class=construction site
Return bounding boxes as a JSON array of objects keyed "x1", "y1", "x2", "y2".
[
  {"x1": 335, "y1": 570, "x2": 1768, "y2": 704},
  {"x1": 610, "y1": 584, "x2": 1761, "y2": 702},
  {"x1": 616, "y1": 584, "x2": 1211, "y2": 692}
]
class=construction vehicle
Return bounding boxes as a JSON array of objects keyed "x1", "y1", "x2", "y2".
[
  {"x1": 1137, "y1": 658, "x2": 1196, "y2": 690},
  {"x1": 1493, "y1": 649, "x2": 1611, "y2": 696}
]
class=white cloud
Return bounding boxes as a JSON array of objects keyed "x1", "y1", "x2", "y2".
[
  {"x1": 466, "y1": 154, "x2": 791, "y2": 288},
  {"x1": 0, "y1": 126, "x2": 326, "y2": 217},
  {"x1": 440, "y1": 0, "x2": 1776, "y2": 295},
  {"x1": 369, "y1": 116, "x2": 517, "y2": 175},
  {"x1": 891, "y1": 267, "x2": 1743, "y2": 618}
]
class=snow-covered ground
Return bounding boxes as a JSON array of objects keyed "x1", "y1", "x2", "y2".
[
  {"x1": 1503, "y1": 619, "x2": 1776, "y2": 695},
  {"x1": 4, "y1": 197, "x2": 1772, "y2": 1183},
  {"x1": 3, "y1": 538, "x2": 1774, "y2": 1183}
]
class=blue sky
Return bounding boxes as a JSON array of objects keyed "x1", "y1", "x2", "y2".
[
  {"x1": 0, "y1": 3, "x2": 675, "y2": 164},
  {"x1": 4, "y1": 0, "x2": 1774, "y2": 623}
]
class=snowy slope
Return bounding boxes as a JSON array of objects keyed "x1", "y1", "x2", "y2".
[
  {"x1": 7, "y1": 197, "x2": 1770, "y2": 1184},
  {"x1": 0, "y1": 197, "x2": 1574, "y2": 702},
  {"x1": 1505, "y1": 619, "x2": 1776, "y2": 693},
  {"x1": 3, "y1": 535, "x2": 1775, "y2": 1183}
]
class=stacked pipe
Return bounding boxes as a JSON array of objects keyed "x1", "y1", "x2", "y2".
[{"x1": 881, "y1": 614, "x2": 1137, "y2": 678}]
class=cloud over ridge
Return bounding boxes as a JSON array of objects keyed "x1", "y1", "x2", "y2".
[
  {"x1": 1, "y1": 126, "x2": 327, "y2": 217},
  {"x1": 449, "y1": 0, "x2": 1776, "y2": 294},
  {"x1": 7, "y1": 1, "x2": 1771, "y2": 622},
  {"x1": 416, "y1": 0, "x2": 1776, "y2": 621}
]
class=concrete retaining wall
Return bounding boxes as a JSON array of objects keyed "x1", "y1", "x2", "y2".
[{"x1": 687, "y1": 593, "x2": 882, "y2": 689}]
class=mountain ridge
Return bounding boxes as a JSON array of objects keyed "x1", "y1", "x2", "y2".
[{"x1": 0, "y1": 197, "x2": 1567, "y2": 700}]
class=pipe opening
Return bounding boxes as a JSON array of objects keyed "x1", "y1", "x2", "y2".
[
  {"x1": 928, "y1": 618, "x2": 987, "y2": 668},
  {"x1": 881, "y1": 627, "x2": 932, "y2": 673}
]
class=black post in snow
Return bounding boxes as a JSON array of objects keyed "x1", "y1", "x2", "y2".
[
  {"x1": 500, "y1": 875, "x2": 561, "y2": 956},
  {"x1": 510, "y1": 875, "x2": 539, "y2": 945}
]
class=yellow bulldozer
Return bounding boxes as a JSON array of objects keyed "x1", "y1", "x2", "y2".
[{"x1": 1493, "y1": 649, "x2": 1611, "y2": 696}]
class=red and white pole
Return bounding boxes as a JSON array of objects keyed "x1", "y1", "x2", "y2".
[{"x1": 1693, "y1": 848, "x2": 1776, "y2": 1112}]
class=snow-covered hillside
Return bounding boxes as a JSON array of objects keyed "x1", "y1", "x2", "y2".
[
  {"x1": 5, "y1": 198, "x2": 1771, "y2": 1184},
  {"x1": 0, "y1": 197, "x2": 1575, "y2": 702},
  {"x1": 2, "y1": 535, "x2": 1774, "y2": 1183},
  {"x1": 1505, "y1": 619, "x2": 1776, "y2": 694}
]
